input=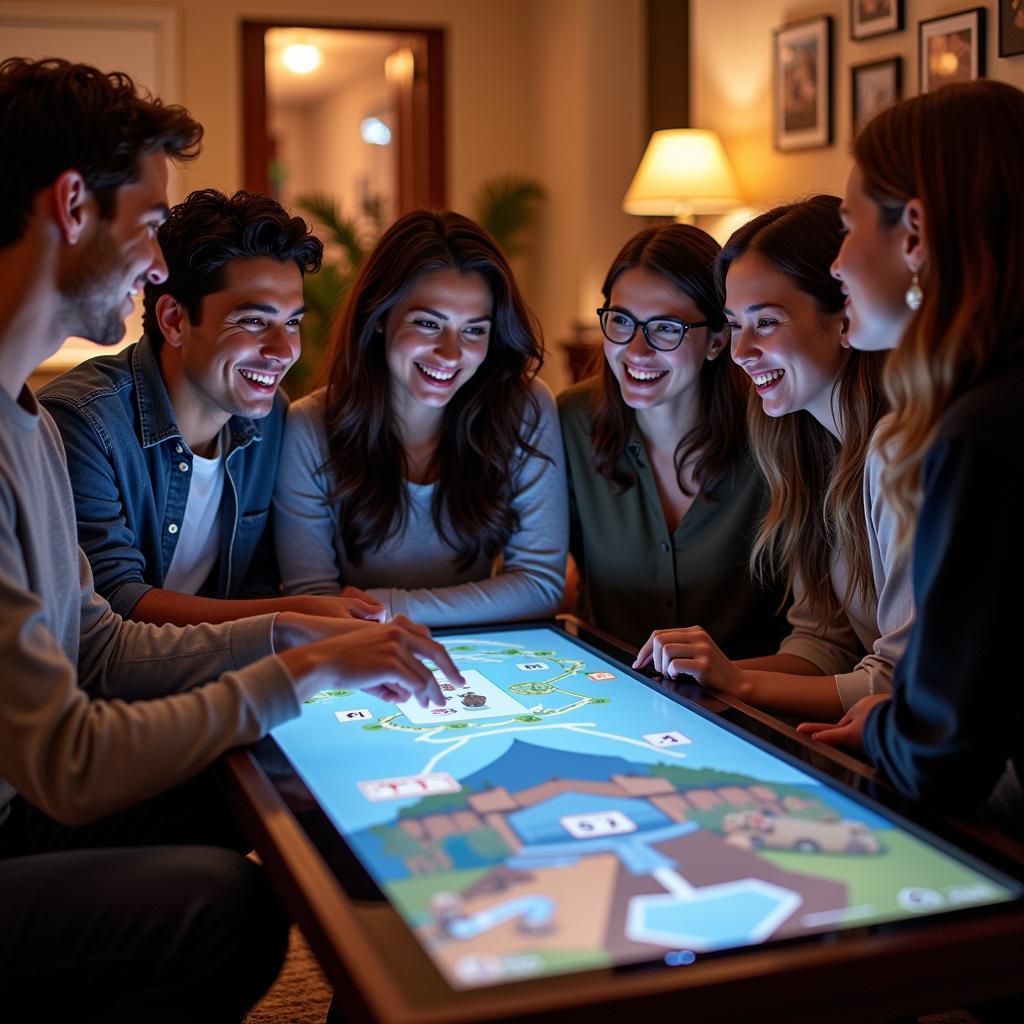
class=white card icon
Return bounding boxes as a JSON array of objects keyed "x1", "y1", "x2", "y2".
[
  {"x1": 396, "y1": 669, "x2": 529, "y2": 725},
  {"x1": 561, "y1": 810, "x2": 637, "y2": 838},
  {"x1": 358, "y1": 772, "x2": 461, "y2": 802},
  {"x1": 643, "y1": 730, "x2": 691, "y2": 747},
  {"x1": 335, "y1": 708, "x2": 373, "y2": 722}
]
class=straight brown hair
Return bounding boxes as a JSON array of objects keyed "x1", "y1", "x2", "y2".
[{"x1": 588, "y1": 223, "x2": 745, "y2": 497}]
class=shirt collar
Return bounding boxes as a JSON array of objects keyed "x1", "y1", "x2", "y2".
[{"x1": 131, "y1": 334, "x2": 261, "y2": 451}]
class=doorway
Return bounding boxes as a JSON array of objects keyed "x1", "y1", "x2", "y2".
[{"x1": 241, "y1": 20, "x2": 445, "y2": 221}]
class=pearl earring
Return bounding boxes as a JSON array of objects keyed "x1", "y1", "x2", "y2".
[{"x1": 905, "y1": 273, "x2": 923, "y2": 311}]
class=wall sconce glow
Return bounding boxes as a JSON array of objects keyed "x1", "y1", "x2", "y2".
[
  {"x1": 361, "y1": 117, "x2": 392, "y2": 146},
  {"x1": 384, "y1": 47, "x2": 415, "y2": 84},
  {"x1": 283, "y1": 44, "x2": 321, "y2": 75}
]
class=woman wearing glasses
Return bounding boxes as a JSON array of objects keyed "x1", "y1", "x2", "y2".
[
  {"x1": 558, "y1": 223, "x2": 785, "y2": 653},
  {"x1": 273, "y1": 210, "x2": 567, "y2": 626},
  {"x1": 636, "y1": 197, "x2": 910, "y2": 724}
]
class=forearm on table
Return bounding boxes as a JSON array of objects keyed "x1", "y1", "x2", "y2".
[
  {"x1": 129, "y1": 587, "x2": 336, "y2": 627},
  {"x1": 731, "y1": 667, "x2": 844, "y2": 721},
  {"x1": 379, "y1": 568, "x2": 562, "y2": 627},
  {"x1": 735, "y1": 653, "x2": 822, "y2": 675}
]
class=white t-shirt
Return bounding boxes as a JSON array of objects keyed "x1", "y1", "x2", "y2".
[{"x1": 163, "y1": 432, "x2": 226, "y2": 595}]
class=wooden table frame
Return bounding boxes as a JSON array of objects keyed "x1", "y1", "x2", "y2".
[{"x1": 225, "y1": 617, "x2": 1024, "y2": 1023}]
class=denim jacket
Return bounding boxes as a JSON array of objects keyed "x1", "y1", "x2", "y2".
[{"x1": 38, "y1": 336, "x2": 286, "y2": 617}]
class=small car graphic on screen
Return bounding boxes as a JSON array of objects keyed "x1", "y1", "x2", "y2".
[{"x1": 722, "y1": 811, "x2": 882, "y2": 855}]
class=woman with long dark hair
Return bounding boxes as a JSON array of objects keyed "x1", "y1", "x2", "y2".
[
  {"x1": 801, "y1": 82, "x2": 1024, "y2": 831},
  {"x1": 637, "y1": 197, "x2": 909, "y2": 723},
  {"x1": 558, "y1": 223, "x2": 784, "y2": 653},
  {"x1": 273, "y1": 210, "x2": 566, "y2": 626}
]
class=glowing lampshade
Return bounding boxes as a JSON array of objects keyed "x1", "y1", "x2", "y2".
[{"x1": 623, "y1": 129, "x2": 742, "y2": 222}]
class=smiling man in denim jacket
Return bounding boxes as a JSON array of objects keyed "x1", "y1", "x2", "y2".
[{"x1": 40, "y1": 188, "x2": 383, "y2": 627}]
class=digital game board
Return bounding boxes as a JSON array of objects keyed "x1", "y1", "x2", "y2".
[{"x1": 268, "y1": 624, "x2": 1021, "y2": 991}]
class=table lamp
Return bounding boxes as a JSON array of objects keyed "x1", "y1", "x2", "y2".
[{"x1": 622, "y1": 128, "x2": 742, "y2": 223}]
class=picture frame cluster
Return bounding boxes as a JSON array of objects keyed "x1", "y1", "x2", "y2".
[{"x1": 773, "y1": 2, "x2": 1022, "y2": 153}]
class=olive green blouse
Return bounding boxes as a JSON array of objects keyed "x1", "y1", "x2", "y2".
[{"x1": 558, "y1": 380, "x2": 787, "y2": 655}]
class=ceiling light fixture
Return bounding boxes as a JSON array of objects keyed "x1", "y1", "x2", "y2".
[{"x1": 283, "y1": 43, "x2": 321, "y2": 75}]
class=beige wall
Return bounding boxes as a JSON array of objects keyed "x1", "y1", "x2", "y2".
[
  {"x1": 693, "y1": 0, "x2": 1024, "y2": 206},
  {"x1": 3, "y1": 0, "x2": 647, "y2": 390},
  {"x1": 271, "y1": 76, "x2": 397, "y2": 222},
  {"x1": 527, "y1": 0, "x2": 646, "y2": 368}
]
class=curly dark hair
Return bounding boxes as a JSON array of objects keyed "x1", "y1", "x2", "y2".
[
  {"x1": 318, "y1": 209, "x2": 545, "y2": 571},
  {"x1": 141, "y1": 189, "x2": 323, "y2": 351},
  {"x1": 0, "y1": 57, "x2": 202, "y2": 247}
]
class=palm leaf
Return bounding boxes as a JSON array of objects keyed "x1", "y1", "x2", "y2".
[
  {"x1": 295, "y1": 192, "x2": 365, "y2": 268},
  {"x1": 472, "y1": 175, "x2": 545, "y2": 257},
  {"x1": 302, "y1": 263, "x2": 350, "y2": 327}
]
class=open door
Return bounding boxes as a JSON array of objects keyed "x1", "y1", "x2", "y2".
[{"x1": 241, "y1": 20, "x2": 445, "y2": 214}]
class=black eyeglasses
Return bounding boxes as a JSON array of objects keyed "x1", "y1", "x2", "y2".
[{"x1": 596, "y1": 307, "x2": 710, "y2": 352}]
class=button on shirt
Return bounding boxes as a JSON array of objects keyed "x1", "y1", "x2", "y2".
[
  {"x1": 163, "y1": 431, "x2": 226, "y2": 595},
  {"x1": 558, "y1": 380, "x2": 787, "y2": 656}
]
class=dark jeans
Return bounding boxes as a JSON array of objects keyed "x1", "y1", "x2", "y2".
[{"x1": 0, "y1": 769, "x2": 289, "y2": 1023}]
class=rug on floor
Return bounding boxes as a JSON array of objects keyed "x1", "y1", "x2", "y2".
[{"x1": 246, "y1": 924, "x2": 332, "y2": 1024}]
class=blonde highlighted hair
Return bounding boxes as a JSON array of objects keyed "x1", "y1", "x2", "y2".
[
  {"x1": 854, "y1": 81, "x2": 1024, "y2": 544},
  {"x1": 716, "y1": 197, "x2": 887, "y2": 625}
]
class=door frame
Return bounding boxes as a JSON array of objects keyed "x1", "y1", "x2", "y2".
[{"x1": 240, "y1": 19, "x2": 446, "y2": 210}]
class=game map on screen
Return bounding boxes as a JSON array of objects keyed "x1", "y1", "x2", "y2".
[{"x1": 269, "y1": 626, "x2": 1019, "y2": 991}]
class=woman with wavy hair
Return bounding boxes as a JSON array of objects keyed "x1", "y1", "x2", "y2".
[
  {"x1": 273, "y1": 210, "x2": 567, "y2": 626},
  {"x1": 636, "y1": 196, "x2": 907, "y2": 723},
  {"x1": 801, "y1": 82, "x2": 1024, "y2": 830},
  {"x1": 558, "y1": 223, "x2": 784, "y2": 653}
]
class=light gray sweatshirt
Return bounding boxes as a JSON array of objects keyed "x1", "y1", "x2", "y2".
[
  {"x1": 0, "y1": 385, "x2": 299, "y2": 826},
  {"x1": 274, "y1": 379, "x2": 568, "y2": 626},
  {"x1": 779, "y1": 427, "x2": 914, "y2": 710}
]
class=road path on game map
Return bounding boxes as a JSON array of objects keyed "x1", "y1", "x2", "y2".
[{"x1": 386, "y1": 638, "x2": 694, "y2": 778}]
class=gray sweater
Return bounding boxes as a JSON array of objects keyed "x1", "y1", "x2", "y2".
[
  {"x1": 0, "y1": 385, "x2": 299, "y2": 825},
  {"x1": 779, "y1": 427, "x2": 914, "y2": 710},
  {"x1": 274, "y1": 379, "x2": 568, "y2": 626}
]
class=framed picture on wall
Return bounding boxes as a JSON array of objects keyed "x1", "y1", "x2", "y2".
[
  {"x1": 851, "y1": 57, "x2": 903, "y2": 136},
  {"x1": 918, "y1": 8, "x2": 986, "y2": 93},
  {"x1": 773, "y1": 16, "x2": 833, "y2": 151},
  {"x1": 850, "y1": 1, "x2": 904, "y2": 41},
  {"x1": 999, "y1": 0, "x2": 1024, "y2": 56}
]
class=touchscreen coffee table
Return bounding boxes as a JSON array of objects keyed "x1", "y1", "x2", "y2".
[{"x1": 225, "y1": 618, "x2": 1024, "y2": 1023}]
